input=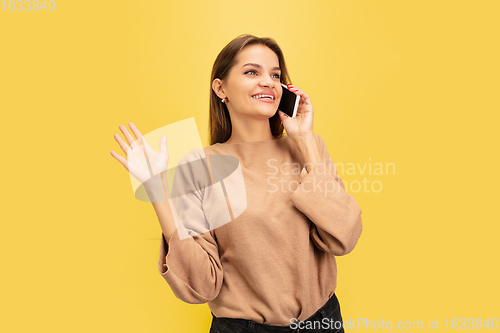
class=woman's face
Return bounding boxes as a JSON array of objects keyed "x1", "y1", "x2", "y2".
[{"x1": 221, "y1": 44, "x2": 283, "y2": 119}]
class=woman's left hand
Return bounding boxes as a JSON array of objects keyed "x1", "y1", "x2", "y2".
[{"x1": 278, "y1": 84, "x2": 314, "y2": 142}]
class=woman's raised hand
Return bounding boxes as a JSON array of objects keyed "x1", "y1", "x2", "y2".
[
  {"x1": 278, "y1": 84, "x2": 315, "y2": 141},
  {"x1": 110, "y1": 122, "x2": 169, "y2": 184}
]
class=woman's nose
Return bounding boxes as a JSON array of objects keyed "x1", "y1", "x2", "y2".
[{"x1": 259, "y1": 76, "x2": 274, "y2": 88}]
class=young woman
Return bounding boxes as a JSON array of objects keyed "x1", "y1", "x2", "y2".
[{"x1": 111, "y1": 34, "x2": 363, "y2": 333}]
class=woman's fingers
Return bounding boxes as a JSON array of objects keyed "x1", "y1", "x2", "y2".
[
  {"x1": 288, "y1": 85, "x2": 311, "y2": 105},
  {"x1": 128, "y1": 122, "x2": 144, "y2": 140},
  {"x1": 110, "y1": 151, "x2": 129, "y2": 171},
  {"x1": 119, "y1": 124, "x2": 137, "y2": 146},
  {"x1": 129, "y1": 122, "x2": 155, "y2": 152},
  {"x1": 114, "y1": 133, "x2": 132, "y2": 155}
]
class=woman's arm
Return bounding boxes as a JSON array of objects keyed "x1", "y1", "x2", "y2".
[
  {"x1": 294, "y1": 134, "x2": 323, "y2": 172},
  {"x1": 290, "y1": 133, "x2": 363, "y2": 256},
  {"x1": 111, "y1": 123, "x2": 223, "y2": 304},
  {"x1": 152, "y1": 153, "x2": 224, "y2": 304},
  {"x1": 142, "y1": 175, "x2": 176, "y2": 245}
]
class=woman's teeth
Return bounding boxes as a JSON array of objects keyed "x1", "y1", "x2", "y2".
[{"x1": 252, "y1": 95, "x2": 274, "y2": 100}]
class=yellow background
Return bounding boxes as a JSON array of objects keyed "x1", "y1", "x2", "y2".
[{"x1": 1, "y1": 0, "x2": 498, "y2": 332}]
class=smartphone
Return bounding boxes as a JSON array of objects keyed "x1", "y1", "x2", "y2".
[{"x1": 278, "y1": 83, "x2": 300, "y2": 118}]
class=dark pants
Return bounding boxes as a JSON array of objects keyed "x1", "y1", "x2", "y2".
[{"x1": 209, "y1": 293, "x2": 344, "y2": 333}]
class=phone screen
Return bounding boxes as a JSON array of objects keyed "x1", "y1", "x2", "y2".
[{"x1": 278, "y1": 83, "x2": 300, "y2": 118}]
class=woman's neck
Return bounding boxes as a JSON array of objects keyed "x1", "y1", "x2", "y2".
[{"x1": 224, "y1": 117, "x2": 275, "y2": 144}]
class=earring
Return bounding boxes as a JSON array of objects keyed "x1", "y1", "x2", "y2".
[{"x1": 221, "y1": 98, "x2": 226, "y2": 103}]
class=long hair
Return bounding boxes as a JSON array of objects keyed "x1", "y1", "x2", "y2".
[{"x1": 209, "y1": 34, "x2": 293, "y2": 146}]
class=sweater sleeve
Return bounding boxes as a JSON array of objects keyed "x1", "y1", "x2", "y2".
[
  {"x1": 157, "y1": 152, "x2": 223, "y2": 304},
  {"x1": 289, "y1": 134, "x2": 363, "y2": 256}
]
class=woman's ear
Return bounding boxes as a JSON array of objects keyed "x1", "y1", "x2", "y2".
[{"x1": 212, "y1": 78, "x2": 225, "y2": 100}]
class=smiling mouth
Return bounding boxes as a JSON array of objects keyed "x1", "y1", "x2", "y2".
[{"x1": 252, "y1": 95, "x2": 275, "y2": 100}]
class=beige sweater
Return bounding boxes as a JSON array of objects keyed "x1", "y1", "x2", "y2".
[{"x1": 157, "y1": 133, "x2": 363, "y2": 326}]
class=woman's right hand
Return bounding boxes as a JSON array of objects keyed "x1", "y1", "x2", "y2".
[{"x1": 110, "y1": 122, "x2": 169, "y2": 185}]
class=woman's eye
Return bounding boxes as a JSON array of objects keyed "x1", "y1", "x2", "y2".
[{"x1": 245, "y1": 70, "x2": 281, "y2": 79}]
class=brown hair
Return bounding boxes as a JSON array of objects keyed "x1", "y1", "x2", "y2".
[{"x1": 209, "y1": 34, "x2": 292, "y2": 145}]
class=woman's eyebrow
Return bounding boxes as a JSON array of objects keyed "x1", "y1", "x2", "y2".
[{"x1": 242, "y1": 63, "x2": 281, "y2": 71}]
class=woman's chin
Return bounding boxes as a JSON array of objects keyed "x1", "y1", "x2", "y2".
[
  {"x1": 259, "y1": 111, "x2": 278, "y2": 119},
  {"x1": 256, "y1": 106, "x2": 278, "y2": 118},
  {"x1": 237, "y1": 106, "x2": 278, "y2": 119}
]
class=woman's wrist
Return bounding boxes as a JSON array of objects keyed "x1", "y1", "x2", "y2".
[
  {"x1": 295, "y1": 135, "x2": 322, "y2": 172},
  {"x1": 143, "y1": 173, "x2": 169, "y2": 202}
]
